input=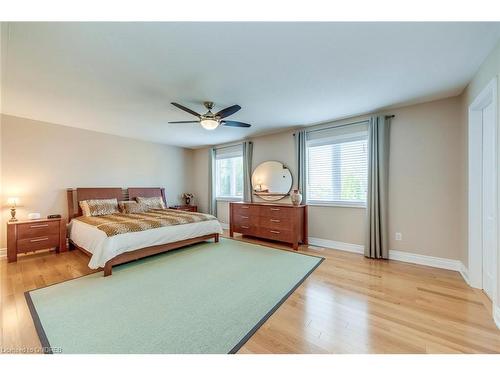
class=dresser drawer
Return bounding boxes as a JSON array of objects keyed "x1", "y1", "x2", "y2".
[
  {"x1": 258, "y1": 206, "x2": 293, "y2": 219},
  {"x1": 17, "y1": 221, "x2": 60, "y2": 240},
  {"x1": 17, "y1": 234, "x2": 60, "y2": 253},
  {"x1": 233, "y1": 213, "x2": 258, "y2": 226},
  {"x1": 259, "y1": 216, "x2": 291, "y2": 230},
  {"x1": 232, "y1": 204, "x2": 259, "y2": 217},
  {"x1": 233, "y1": 223, "x2": 256, "y2": 236},
  {"x1": 257, "y1": 228, "x2": 293, "y2": 243}
]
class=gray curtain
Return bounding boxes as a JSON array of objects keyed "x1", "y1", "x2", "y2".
[
  {"x1": 242, "y1": 141, "x2": 253, "y2": 202},
  {"x1": 294, "y1": 130, "x2": 307, "y2": 202},
  {"x1": 208, "y1": 147, "x2": 217, "y2": 216},
  {"x1": 365, "y1": 115, "x2": 391, "y2": 259}
]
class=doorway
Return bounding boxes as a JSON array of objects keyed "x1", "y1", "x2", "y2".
[{"x1": 468, "y1": 77, "x2": 498, "y2": 304}]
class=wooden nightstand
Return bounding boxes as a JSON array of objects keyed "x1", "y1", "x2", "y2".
[
  {"x1": 7, "y1": 218, "x2": 67, "y2": 262},
  {"x1": 169, "y1": 205, "x2": 198, "y2": 212}
]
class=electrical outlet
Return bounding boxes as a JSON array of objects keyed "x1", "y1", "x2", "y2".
[{"x1": 395, "y1": 232, "x2": 402, "y2": 241}]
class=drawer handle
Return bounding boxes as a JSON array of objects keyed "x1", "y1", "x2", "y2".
[
  {"x1": 241, "y1": 206, "x2": 249, "y2": 209},
  {"x1": 30, "y1": 224, "x2": 49, "y2": 228},
  {"x1": 241, "y1": 225, "x2": 249, "y2": 229},
  {"x1": 270, "y1": 230, "x2": 280, "y2": 234},
  {"x1": 270, "y1": 208, "x2": 280, "y2": 211},
  {"x1": 30, "y1": 237, "x2": 49, "y2": 242},
  {"x1": 270, "y1": 219, "x2": 281, "y2": 223},
  {"x1": 241, "y1": 216, "x2": 249, "y2": 219}
]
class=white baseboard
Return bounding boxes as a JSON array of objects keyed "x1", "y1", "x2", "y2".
[
  {"x1": 459, "y1": 263, "x2": 471, "y2": 286},
  {"x1": 0, "y1": 247, "x2": 6, "y2": 260},
  {"x1": 309, "y1": 237, "x2": 462, "y2": 272},
  {"x1": 494, "y1": 304, "x2": 500, "y2": 330},
  {"x1": 388, "y1": 250, "x2": 462, "y2": 271},
  {"x1": 308, "y1": 237, "x2": 364, "y2": 254}
]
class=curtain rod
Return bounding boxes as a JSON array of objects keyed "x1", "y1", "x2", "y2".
[{"x1": 293, "y1": 115, "x2": 395, "y2": 136}]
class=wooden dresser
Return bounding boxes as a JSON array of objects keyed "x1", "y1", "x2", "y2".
[
  {"x1": 7, "y1": 218, "x2": 67, "y2": 262},
  {"x1": 229, "y1": 202, "x2": 308, "y2": 250}
]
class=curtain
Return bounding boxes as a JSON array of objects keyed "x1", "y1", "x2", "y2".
[
  {"x1": 242, "y1": 141, "x2": 253, "y2": 202},
  {"x1": 295, "y1": 130, "x2": 307, "y2": 202},
  {"x1": 208, "y1": 147, "x2": 217, "y2": 216},
  {"x1": 365, "y1": 115, "x2": 391, "y2": 259}
]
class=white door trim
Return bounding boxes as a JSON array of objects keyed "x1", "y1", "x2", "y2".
[{"x1": 468, "y1": 77, "x2": 498, "y2": 303}]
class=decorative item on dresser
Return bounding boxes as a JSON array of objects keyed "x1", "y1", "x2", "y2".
[
  {"x1": 229, "y1": 202, "x2": 308, "y2": 250},
  {"x1": 7, "y1": 217, "x2": 67, "y2": 262},
  {"x1": 169, "y1": 205, "x2": 198, "y2": 212}
]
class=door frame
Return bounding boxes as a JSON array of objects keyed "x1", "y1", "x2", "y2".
[{"x1": 468, "y1": 76, "x2": 498, "y2": 304}]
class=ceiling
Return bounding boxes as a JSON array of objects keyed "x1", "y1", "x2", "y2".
[{"x1": 2, "y1": 22, "x2": 500, "y2": 148}]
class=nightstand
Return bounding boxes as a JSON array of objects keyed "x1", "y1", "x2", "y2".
[
  {"x1": 169, "y1": 205, "x2": 198, "y2": 212},
  {"x1": 7, "y1": 218, "x2": 67, "y2": 262}
]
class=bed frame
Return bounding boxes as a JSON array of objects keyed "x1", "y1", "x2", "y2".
[{"x1": 66, "y1": 187, "x2": 219, "y2": 276}]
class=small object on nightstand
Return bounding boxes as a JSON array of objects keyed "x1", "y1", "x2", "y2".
[
  {"x1": 28, "y1": 213, "x2": 41, "y2": 220},
  {"x1": 47, "y1": 214, "x2": 62, "y2": 219},
  {"x1": 169, "y1": 205, "x2": 198, "y2": 212},
  {"x1": 7, "y1": 217, "x2": 67, "y2": 263}
]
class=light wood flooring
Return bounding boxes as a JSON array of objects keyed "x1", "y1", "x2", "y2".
[{"x1": 1, "y1": 231, "x2": 500, "y2": 354}]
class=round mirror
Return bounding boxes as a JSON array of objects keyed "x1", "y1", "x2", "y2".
[{"x1": 251, "y1": 161, "x2": 293, "y2": 201}]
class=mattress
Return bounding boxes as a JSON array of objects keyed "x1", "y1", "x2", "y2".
[{"x1": 68, "y1": 217, "x2": 223, "y2": 269}]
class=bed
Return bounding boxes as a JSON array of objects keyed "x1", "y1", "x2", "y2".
[{"x1": 67, "y1": 187, "x2": 222, "y2": 276}]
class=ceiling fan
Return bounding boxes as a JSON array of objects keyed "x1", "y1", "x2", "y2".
[{"x1": 169, "y1": 101, "x2": 251, "y2": 130}]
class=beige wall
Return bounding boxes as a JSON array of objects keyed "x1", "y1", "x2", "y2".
[
  {"x1": 192, "y1": 95, "x2": 466, "y2": 260},
  {"x1": 0, "y1": 114, "x2": 192, "y2": 247},
  {"x1": 388, "y1": 96, "x2": 466, "y2": 259}
]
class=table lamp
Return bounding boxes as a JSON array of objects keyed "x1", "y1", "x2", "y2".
[{"x1": 7, "y1": 197, "x2": 19, "y2": 222}]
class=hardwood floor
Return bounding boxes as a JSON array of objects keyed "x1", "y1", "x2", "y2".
[{"x1": 1, "y1": 231, "x2": 500, "y2": 354}]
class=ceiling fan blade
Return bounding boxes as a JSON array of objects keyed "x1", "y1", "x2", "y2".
[
  {"x1": 222, "y1": 120, "x2": 251, "y2": 128},
  {"x1": 171, "y1": 103, "x2": 201, "y2": 118},
  {"x1": 215, "y1": 105, "x2": 241, "y2": 119},
  {"x1": 168, "y1": 121, "x2": 200, "y2": 124}
]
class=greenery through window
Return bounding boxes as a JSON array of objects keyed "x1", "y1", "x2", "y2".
[{"x1": 306, "y1": 128, "x2": 368, "y2": 206}]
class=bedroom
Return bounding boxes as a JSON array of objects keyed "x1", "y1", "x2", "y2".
[{"x1": 1, "y1": 1, "x2": 500, "y2": 371}]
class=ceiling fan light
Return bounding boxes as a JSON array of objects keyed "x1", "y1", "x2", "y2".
[{"x1": 200, "y1": 119, "x2": 219, "y2": 130}]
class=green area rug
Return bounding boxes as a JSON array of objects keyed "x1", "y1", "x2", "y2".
[{"x1": 26, "y1": 238, "x2": 323, "y2": 354}]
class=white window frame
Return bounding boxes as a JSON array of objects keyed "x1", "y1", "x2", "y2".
[
  {"x1": 306, "y1": 130, "x2": 368, "y2": 208},
  {"x1": 215, "y1": 147, "x2": 243, "y2": 201}
]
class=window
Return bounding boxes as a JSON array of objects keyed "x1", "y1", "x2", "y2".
[
  {"x1": 306, "y1": 122, "x2": 369, "y2": 207},
  {"x1": 215, "y1": 145, "x2": 243, "y2": 199}
]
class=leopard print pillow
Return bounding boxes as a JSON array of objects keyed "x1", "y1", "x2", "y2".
[
  {"x1": 120, "y1": 201, "x2": 148, "y2": 214},
  {"x1": 136, "y1": 196, "x2": 166, "y2": 209},
  {"x1": 79, "y1": 198, "x2": 119, "y2": 217}
]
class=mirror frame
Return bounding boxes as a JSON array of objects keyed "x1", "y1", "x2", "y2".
[{"x1": 251, "y1": 160, "x2": 293, "y2": 201}]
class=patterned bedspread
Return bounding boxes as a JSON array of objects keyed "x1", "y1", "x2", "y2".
[{"x1": 74, "y1": 209, "x2": 218, "y2": 237}]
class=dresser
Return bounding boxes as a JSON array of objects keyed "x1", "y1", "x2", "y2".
[
  {"x1": 7, "y1": 218, "x2": 67, "y2": 262},
  {"x1": 229, "y1": 202, "x2": 308, "y2": 250}
]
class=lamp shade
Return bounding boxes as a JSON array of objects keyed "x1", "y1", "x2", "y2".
[
  {"x1": 7, "y1": 197, "x2": 19, "y2": 206},
  {"x1": 200, "y1": 119, "x2": 219, "y2": 130}
]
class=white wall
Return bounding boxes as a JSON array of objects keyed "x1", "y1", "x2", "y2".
[
  {"x1": 0, "y1": 114, "x2": 192, "y2": 247},
  {"x1": 461, "y1": 40, "x2": 500, "y2": 318}
]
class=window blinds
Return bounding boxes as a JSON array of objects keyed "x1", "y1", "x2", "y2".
[
  {"x1": 306, "y1": 121, "x2": 369, "y2": 206},
  {"x1": 215, "y1": 144, "x2": 243, "y2": 159}
]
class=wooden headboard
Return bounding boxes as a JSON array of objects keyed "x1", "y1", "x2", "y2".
[
  {"x1": 67, "y1": 187, "x2": 166, "y2": 221},
  {"x1": 128, "y1": 187, "x2": 166, "y2": 205}
]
